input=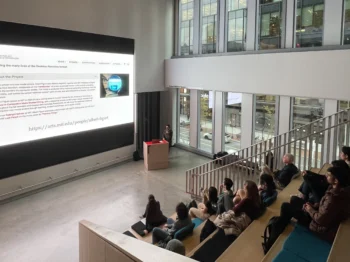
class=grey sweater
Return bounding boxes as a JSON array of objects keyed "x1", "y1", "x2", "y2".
[{"x1": 166, "y1": 217, "x2": 192, "y2": 237}]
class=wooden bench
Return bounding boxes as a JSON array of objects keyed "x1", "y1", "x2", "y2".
[
  {"x1": 260, "y1": 224, "x2": 295, "y2": 262},
  {"x1": 216, "y1": 210, "x2": 276, "y2": 262},
  {"x1": 182, "y1": 215, "x2": 217, "y2": 255},
  {"x1": 327, "y1": 218, "x2": 350, "y2": 262},
  {"x1": 186, "y1": 228, "x2": 219, "y2": 258},
  {"x1": 217, "y1": 176, "x2": 303, "y2": 262}
]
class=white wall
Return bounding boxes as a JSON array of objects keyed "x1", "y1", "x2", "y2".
[
  {"x1": 165, "y1": 49, "x2": 350, "y2": 100},
  {"x1": 0, "y1": 0, "x2": 174, "y2": 93},
  {"x1": 0, "y1": 0, "x2": 174, "y2": 200}
]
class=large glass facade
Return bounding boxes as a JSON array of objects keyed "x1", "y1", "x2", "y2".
[
  {"x1": 223, "y1": 92, "x2": 242, "y2": 153},
  {"x1": 291, "y1": 97, "x2": 325, "y2": 170},
  {"x1": 258, "y1": 0, "x2": 283, "y2": 50},
  {"x1": 344, "y1": 0, "x2": 350, "y2": 45},
  {"x1": 227, "y1": 0, "x2": 247, "y2": 52},
  {"x1": 178, "y1": 88, "x2": 191, "y2": 145},
  {"x1": 180, "y1": 0, "x2": 194, "y2": 56},
  {"x1": 295, "y1": 0, "x2": 324, "y2": 48},
  {"x1": 199, "y1": 91, "x2": 213, "y2": 153},
  {"x1": 254, "y1": 95, "x2": 277, "y2": 144},
  {"x1": 201, "y1": 0, "x2": 218, "y2": 54}
]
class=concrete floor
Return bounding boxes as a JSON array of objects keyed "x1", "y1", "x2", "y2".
[{"x1": 0, "y1": 148, "x2": 209, "y2": 262}]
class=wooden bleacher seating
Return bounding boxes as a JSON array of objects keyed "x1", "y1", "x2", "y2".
[
  {"x1": 326, "y1": 218, "x2": 350, "y2": 262},
  {"x1": 79, "y1": 220, "x2": 196, "y2": 262}
]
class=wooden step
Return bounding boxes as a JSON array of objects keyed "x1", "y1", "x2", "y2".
[{"x1": 327, "y1": 218, "x2": 350, "y2": 262}]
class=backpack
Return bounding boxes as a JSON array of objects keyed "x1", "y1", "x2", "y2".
[
  {"x1": 262, "y1": 216, "x2": 287, "y2": 254},
  {"x1": 200, "y1": 219, "x2": 217, "y2": 242}
]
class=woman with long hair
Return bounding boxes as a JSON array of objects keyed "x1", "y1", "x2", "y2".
[
  {"x1": 259, "y1": 174, "x2": 277, "y2": 202},
  {"x1": 141, "y1": 194, "x2": 167, "y2": 235},
  {"x1": 189, "y1": 186, "x2": 218, "y2": 220},
  {"x1": 233, "y1": 180, "x2": 262, "y2": 220}
]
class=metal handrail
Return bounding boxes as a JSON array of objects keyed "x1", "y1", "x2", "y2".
[{"x1": 186, "y1": 108, "x2": 349, "y2": 173}]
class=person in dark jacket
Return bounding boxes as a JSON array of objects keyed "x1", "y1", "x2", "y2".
[
  {"x1": 259, "y1": 174, "x2": 277, "y2": 203},
  {"x1": 280, "y1": 166, "x2": 350, "y2": 242},
  {"x1": 233, "y1": 180, "x2": 262, "y2": 220},
  {"x1": 152, "y1": 202, "x2": 192, "y2": 245},
  {"x1": 163, "y1": 124, "x2": 173, "y2": 151},
  {"x1": 217, "y1": 178, "x2": 234, "y2": 214},
  {"x1": 273, "y1": 153, "x2": 299, "y2": 188},
  {"x1": 298, "y1": 160, "x2": 350, "y2": 203},
  {"x1": 141, "y1": 194, "x2": 167, "y2": 234}
]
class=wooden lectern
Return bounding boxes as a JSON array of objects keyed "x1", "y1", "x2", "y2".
[{"x1": 143, "y1": 140, "x2": 169, "y2": 170}]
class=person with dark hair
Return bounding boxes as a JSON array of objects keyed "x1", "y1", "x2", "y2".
[
  {"x1": 189, "y1": 186, "x2": 218, "y2": 220},
  {"x1": 166, "y1": 239, "x2": 186, "y2": 256},
  {"x1": 217, "y1": 178, "x2": 234, "y2": 214},
  {"x1": 141, "y1": 194, "x2": 167, "y2": 234},
  {"x1": 265, "y1": 152, "x2": 274, "y2": 170},
  {"x1": 280, "y1": 166, "x2": 350, "y2": 242},
  {"x1": 259, "y1": 174, "x2": 277, "y2": 202},
  {"x1": 298, "y1": 160, "x2": 350, "y2": 203},
  {"x1": 340, "y1": 146, "x2": 350, "y2": 167},
  {"x1": 163, "y1": 124, "x2": 173, "y2": 151},
  {"x1": 152, "y1": 203, "x2": 192, "y2": 245}
]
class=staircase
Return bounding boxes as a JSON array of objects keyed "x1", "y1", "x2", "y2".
[{"x1": 186, "y1": 108, "x2": 350, "y2": 198}]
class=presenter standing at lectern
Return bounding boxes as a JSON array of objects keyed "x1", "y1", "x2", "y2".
[{"x1": 163, "y1": 124, "x2": 173, "y2": 151}]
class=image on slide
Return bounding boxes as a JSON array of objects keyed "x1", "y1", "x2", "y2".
[{"x1": 100, "y1": 74, "x2": 129, "y2": 98}]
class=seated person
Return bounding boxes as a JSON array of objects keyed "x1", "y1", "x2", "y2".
[
  {"x1": 217, "y1": 178, "x2": 234, "y2": 214},
  {"x1": 259, "y1": 174, "x2": 277, "y2": 203},
  {"x1": 165, "y1": 239, "x2": 186, "y2": 256},
  {"x1": 141, "y1": 194, "x2": 167, "y2": 235},
  {"x1": 340, "y1": 146, "x2": 350, "y2": 167},
  {"x1": 232, "y1": 180, "x2": 262, "y2": 221},
  {"x1": 280, "y1": 166, "x2": 350, "y2": 242},
  {"x1": 273, "y1": 153, "x2": 299, "y2": 188},
  {"x1": 152, "y1": 202, "x2": 192, "y2": 245},
  {"x1": 260, "y1": 164, "x2": 274, "y2": 176},
  {"x1": 298, "y1": 160, "x2": 350, "y2": 203},
  {"x1": 189, "y1": 187, "x2": 218, "y2": 220}
]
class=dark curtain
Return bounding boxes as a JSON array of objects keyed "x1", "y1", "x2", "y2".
[{"x1": 136, "y1": 92, "x2": 161, "y2": 157}]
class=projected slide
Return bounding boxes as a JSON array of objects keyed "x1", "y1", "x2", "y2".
[{"x1": 0, "y1": 44, "x2": 134, "y2": 147}]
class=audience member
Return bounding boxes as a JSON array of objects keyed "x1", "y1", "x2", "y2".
[
  {"x1": 260, "y1": 165, "x2": 273, "y2": 176},
  {"x1": 273, "y1": 153, "x2": 299, "y2": 188},
  {"x1": 165, "y1": 239, "x2": 186, "y2": 256},
  {"x1": 340, "y1": 146, "x2": 350, "y2": 167},
  {"x1": 152, "y1": 202, "x2": 191, "y2": 245},
  {"x1": 141, "y1": 194, "x2": 167, "y2": 235},
  {"x1": 189, "y1": 187, "x2": 218, "y2": 220},
  {"x1": 298, "y1": 160, "x2": 350, "y2": 203},
  {"x1": 217, "y1": 178, "x2": 234, "y2": 214},
  {"x1": 259, "y1": 174, "x2": 277, "y2": 203},
  {"x1": 280, "y1": 166, "x2": 350, "y2": 242},
  {"x1": 232, "y1": 180, "x2": 262, "y2": 220}
]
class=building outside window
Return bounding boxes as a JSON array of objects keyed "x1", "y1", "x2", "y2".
[
  {"x1": 178, "y1": 88, "x2": 191, "y2": 145},
  {"x1": 295, "y1": 0, "x2": 324, "y2": 48},
  {"x1": 339, "y1": 100, "x2": 350, "y2": 111},
  {"x1": 291, "y1": 97, "x2": 325, "y2": 170},
  {"x1": 254, "y1": 95, "x2": 277, "y2": 144},
  {"x1": 227, "y1": 0, "x2": 247, "y2": 52},
  {"x1": 199, "y1": 91, "x2": 213, "y2": 153},
  {"x1": 202, "y1": 0, "x2": 218, "y2": 54},
  {"x1": 344, "y1": 0, "x2": 350, "y2": 45},
  {"x1": 258, "y1": 0, "x2": 283, "y2": 50},
  {"x1": 223, "y1": 92, "x2": 242, "y2": 154},
  {"x1": 180, "y1": 0, "x2": 194, "y2": 56}
]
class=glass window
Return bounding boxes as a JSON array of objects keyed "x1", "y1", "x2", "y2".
[
  {"x1": 254, "y1": 95, "x2": 277, "y2": 144},
  {"x1": 295, "y1": 0, "x2": 324, "y2": 48},
  {"x1": 202, "y1": 0, "x2": 218, "y2": 54},
  {"x1": 199, "y1": 91, "x2": 213, "y2": 153},
  {"x1": 258, "y1": 0, "x2": 283, "y2": 50},
  {"x1": 291, "y1": 97, "x2": 325, "y2": 170},
  {"x1": 344, "y1": 0, "x2": 350, "y2": 45},
  {"x1": 227, "y1": 0, "x2": 247, "y2": 52},
  {"x1": 178, "y1": 88, "x2": 191, "y2": 145},
  {"x1": 223, "y1": 92, "x2": 242, "y2": 153},
  {"x1": 339, "y1": 100, "x2": 350, "y2": 111},
  {"x1": 180, "y1": 0, "x2": 194, "y2": 56}
]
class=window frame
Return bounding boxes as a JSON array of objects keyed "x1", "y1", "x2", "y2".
[
  {"x1": 200, "y1": 0, "x2": 220, "y2": 54},
  {"x1": 178, "y1": 0, "x2": 195, "y2": 56}
]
